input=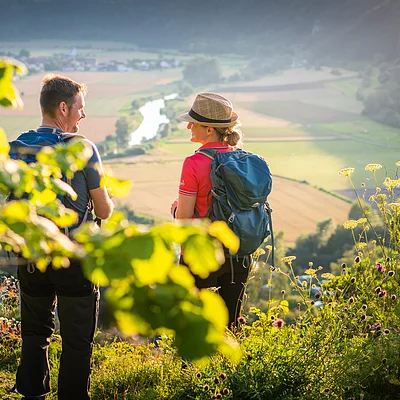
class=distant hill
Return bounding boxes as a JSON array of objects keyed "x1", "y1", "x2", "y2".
[{"x1": 1, "y1": 0, "x2": 399, "y2": 61}]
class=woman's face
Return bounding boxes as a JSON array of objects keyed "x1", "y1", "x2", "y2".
[{"x1": 187, "y1": 122, "x2": 209, "y2": 144}]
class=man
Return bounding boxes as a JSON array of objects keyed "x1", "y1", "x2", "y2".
[{"x1": 14, "y1": 74, "x2": 114, "y2": 400}]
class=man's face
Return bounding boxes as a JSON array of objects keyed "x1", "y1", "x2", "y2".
[{"x1": 66, "y1": 92, "x2": 86, "y2": 133}]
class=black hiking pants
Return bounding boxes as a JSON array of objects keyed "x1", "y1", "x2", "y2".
[
  {"x1": 16, "y1": 259, "x2": 99, "y2": 400},
  {"x1": 180, "y1": 255, "x2": 251, "y2": 328}
]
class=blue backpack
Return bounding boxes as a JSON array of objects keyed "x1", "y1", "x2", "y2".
[
  {"x1": 195, "y1": 148, "x2": 274, "y2": 264},
  {"x1": 8, "y1": 127, "x2": 94, "y2": 233}
]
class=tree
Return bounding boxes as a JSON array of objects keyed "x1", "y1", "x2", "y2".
[
  {"x1": 183, "y1": 57, "x2": 221, "y2": 87},
  {"x1": 18, "y1": 49, "x2": 30, "y2": 58},
  {"x1": 115, "y1": 116, "x2": 131, "y2": 148}
]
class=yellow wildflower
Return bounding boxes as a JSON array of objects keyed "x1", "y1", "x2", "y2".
[
  {"x1": 396, "y1": 161, "x2": 400, "y2": 166},
  {"x1": 383, "y1": 177, "x2": 400, "y2": 190},
  {"x1": 355, "y1": 242, "x2": 367, "y2": 250},
  {"x1": 321, "y1": 273, "x2": 335, "y2": 280},
  {"x1": 357, "y1": 218, "x2": 367, "y2": 225},
  {"x1": 305, "y1": 268, "x2": 317, "y2": 277},
  {"x1": 389, "y1": 203, "x2": 400, "y2": 214},
  {"x1": 281, "y1": 256, "x2": 296, "y2": 263},
  {"x1": 253, "y1": 248, "x2": 266, "y2": 258},
  {"x1": 338, "y1": 168, "x2": 354, "y2": 177},
  {"x1": 376, "y1": 194, "x2": 387, "y2": 201},
  {"x1": 343, "y1": 220, "x2": 358, "y2": 229},
  {"x1": 365, "y1": 163, "x2": 382, "y2": 172}
]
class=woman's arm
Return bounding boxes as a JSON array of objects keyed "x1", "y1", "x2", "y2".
[{"x1": 175, "y1": 194, "x2": 197, "y2": 219}]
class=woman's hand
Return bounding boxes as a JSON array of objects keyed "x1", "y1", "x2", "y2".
[{"x1": 170, "y1": 198, "x2": 178, "y2": 218}]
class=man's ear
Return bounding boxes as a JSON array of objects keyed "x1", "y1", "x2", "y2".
[
  {"x1": 207, "y1": 126, "x2": 215, "y2": 135},
  {"x1": 58, "y1": 101, "x2": 68, "y2": 116}
]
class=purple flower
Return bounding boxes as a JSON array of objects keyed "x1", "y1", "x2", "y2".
[
  {"x1": 237, "y1": 316, "x2": 246, "y2": 324},
  {"x1": 379, "y1": 290, "x2": 387, "y2": 297},
  {"x1": 273, "y1": 319, "x2": 284, "y2": 328},
  {"x1": 371, "y1": 324, "x2": 381, "y2": 330},
  {"x1": 375, "y1": 263, "x2": 385, "y2": 272}
]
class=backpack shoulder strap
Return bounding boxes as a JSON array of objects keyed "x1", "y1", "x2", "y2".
[
  {"x1": 61, "y1": 133, "x2": 87, "y2": 142},
  {"x1": 195, "y1": 147, "x2": 219, "y2": 160}
]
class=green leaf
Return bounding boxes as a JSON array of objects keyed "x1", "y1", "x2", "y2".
[
  {"x1": 1, "y1": 200, "x2": 30, "y2": 220},
  {"x1": 208, "y1": 220, "x2": 240, "y2": 254},
  {"x1": 169, "y1": 264, "x2": 195, "y2": 290},
  {"x1": 183, "y1": 234, "x2": 223, "y2": 278},
  {"x1": 132, "y1": 235, "x2": 175, "y2": 285},
  {"x1": 280, "y1": 299, "x2": 289, "y2": 315},
  {"x1": 37, "y1": 201, "x2": 78, "y2": 228},
  {"x1": 0, "y1": 57, "x2": 27, "y2": 109},
  {"x1": 101, "y1": 175, "x2": 132, "y2": 198},
  {"x1": 0, "y1": 128, "x2": 10, "y2": 156},
  {"x1": 30, "y1": 188, "x2": 57, "y2": 206}
]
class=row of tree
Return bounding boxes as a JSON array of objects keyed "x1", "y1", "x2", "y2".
[{"x1": 362, "y1": 63, "x2": 400, "y2": 129}]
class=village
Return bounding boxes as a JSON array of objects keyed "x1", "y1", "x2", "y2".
[{"x1": 0, "y1": 47, "x2": 182, "y2": 74}]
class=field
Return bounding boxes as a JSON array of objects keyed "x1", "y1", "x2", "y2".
[
  {"x1": 3, "y1": 42, "x2": 394, "y2": 244},
  {"x1": 108, "y1": 148, "x2": 351, "y2": 244}
]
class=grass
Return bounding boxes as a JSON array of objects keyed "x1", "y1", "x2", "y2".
[
  {"x1": 244, "y1": 139, "x2": 400, "y2": 191},
  {"x1": 326, "y1": 78, "x2": 361, "y2": 98},
  {"x1": 161, "y1": 137, "x2": 399, "y2": 192},
  {"x1": 237, "y1": 100, "x2": 359, "y2": 124},
  {"x1": 313, "y1": 120, "x2": 400, "y2": 146}
]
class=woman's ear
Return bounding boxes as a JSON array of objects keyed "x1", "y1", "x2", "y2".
[{"x1": 207, "y1": 126, "x2": 215, "y2": 135}]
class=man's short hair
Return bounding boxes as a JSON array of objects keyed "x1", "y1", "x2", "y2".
[{"x1": 40, "y1": 74, "x2": 87, "y2": 117}]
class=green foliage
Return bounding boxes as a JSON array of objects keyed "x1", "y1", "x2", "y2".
[
  {"x1": 115, "y1": 116, "x2": 132, "y2": 147},
  {"x1": 363, "y1": 64, "x2": 400, "y2": 128},
  {"x1": 0, "y1": 58, "x2": 27, "y2": 109},
  {"x1": 2, "y1": 166, "x2": 400, "y2": 397}
]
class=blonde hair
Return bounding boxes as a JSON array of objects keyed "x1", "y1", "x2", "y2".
[{"x1": 214, "y1": 121, "x2": 243, "y2": 148}]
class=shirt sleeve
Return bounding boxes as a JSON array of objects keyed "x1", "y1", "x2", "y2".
[
  {"x1": 84, "y1": 139, "x2": 102, "y2": 190},
  {"x1": 178, "y1": 157, "x2": 198, "y2": 197}
]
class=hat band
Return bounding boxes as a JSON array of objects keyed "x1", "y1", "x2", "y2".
[{"x1": 189, "y1": 109, "x2": 232, "y2": 124}]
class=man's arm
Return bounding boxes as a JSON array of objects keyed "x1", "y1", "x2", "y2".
[
  {"x1": 84, "y1": 139, "x2": 114, "y2": 220},
  {"x1": 90, "y1": 187, "x2": 114, "y2": 220}
]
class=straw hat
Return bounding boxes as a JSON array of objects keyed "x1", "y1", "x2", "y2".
[{"x1": 179, "y1": 92, "x2": 239, "y2": 128}]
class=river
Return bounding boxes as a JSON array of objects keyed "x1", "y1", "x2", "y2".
[{"x1": 128, "y1": 93, "x2": 178, "y2": 146}]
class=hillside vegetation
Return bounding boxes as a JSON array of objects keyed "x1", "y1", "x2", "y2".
[{"x1": 1, "y1": 0, "x2": 399, "y2": 62}]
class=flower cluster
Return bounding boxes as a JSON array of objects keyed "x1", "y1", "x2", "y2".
[
  {"x1": 338, "y1": 168, "x2": 354, "y2": 177},
  {"x1": 365, "y1": 163, "x2": 383, "y2": 172}
]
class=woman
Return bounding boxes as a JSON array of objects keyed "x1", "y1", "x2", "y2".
[{"x1": 170, "y1": 92, "x2": 250, "y2": 328}]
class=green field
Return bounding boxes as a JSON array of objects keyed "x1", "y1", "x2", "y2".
[
  {"x1": 313, "y1": 120, "x2": 400, "y2": 146},
  {"x1": 161, "y1": 139, "x2": 399, "y2": 192}
]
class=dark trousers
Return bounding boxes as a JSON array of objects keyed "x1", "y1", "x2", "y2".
[
  {"x1": 16, "y1": 260, "x2": 99, "y2": 400},
  {"x1": 181, "y1": 255, "x2": 251, "y2": 328}
]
